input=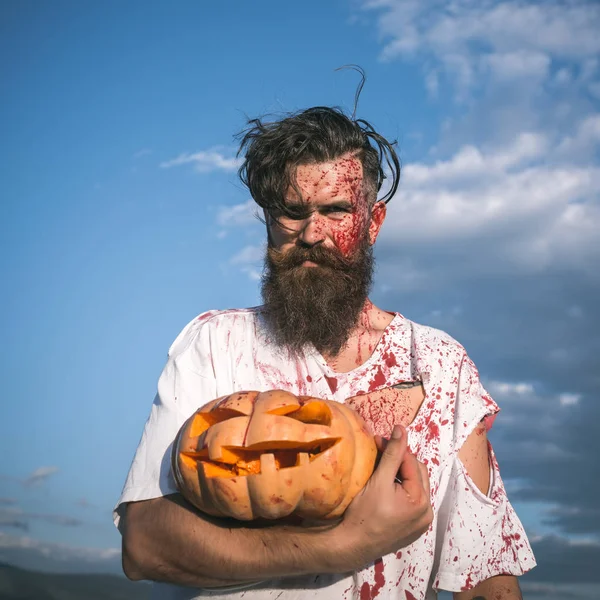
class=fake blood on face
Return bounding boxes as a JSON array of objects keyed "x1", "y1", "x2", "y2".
[{"x1": 282, "y1": 156, "x2": 375, "y2": 259}]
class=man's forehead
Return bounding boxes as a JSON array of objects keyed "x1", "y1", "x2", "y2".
[
  {"x1": 294, "y1": 155, "x2": 363, "y2": 177},
  {"x1": 285, "y1": 156, "x2": 365, "y2": 202}
]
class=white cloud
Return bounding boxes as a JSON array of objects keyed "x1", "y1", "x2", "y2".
[
  {"x1": 23, "y1": 466, "x2": 59, "y2": 487},
  {"x1": 379, "y1": 120, "x2": 600, "y2": 277},
  {"x1": 485, "y1": 381, "x2": 581, "y2": 412},
  {"x1": 488, "y1": 381, "x2": 535, "y2": 397},
  {"x1": 160, "y1": 149, "x2": 243, "y2": 173},
  {"x1": 241, "y1": 268, "x2": 262, "y2": 282},
  {"x1": 556, "y1": 114, "x2": 600, "y2": 159},
  {"x1": 483, "y1": 50, "x2": 551, "y2": 82},
  {"x1": 369, "y1": 1, "x2": 600, "y2": 64},
  {"x1": 364, "y1": 0, "x2": 600, "y2": 100},
  {"x1": 406, "y1": 132, "x2": 548, "y2": 184},
  {"x1": 229, "y1": 244, "x2": 264, "y2": 266},
  {"x1": 559, "y1": 393, "x2": 581, "y2": 407},
  {"x1": 217, "y1": 200, "x2": 260, "y2": 227},
  {"x1": 228, "y1": 244, "x2": 264, "y2": 281}
]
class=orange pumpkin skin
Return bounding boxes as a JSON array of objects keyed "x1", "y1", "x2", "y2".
[{"x1": 171, "y1": 390, "x2": 377, "y2": 521}]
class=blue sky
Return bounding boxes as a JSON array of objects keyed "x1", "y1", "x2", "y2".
[{"x1": 1, "y1": 1, "x2": 599, "y2": 596}]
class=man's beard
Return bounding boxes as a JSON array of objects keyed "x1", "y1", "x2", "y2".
[{"x1": 260, "y1": 235, "x2": 374, "y2": 357}]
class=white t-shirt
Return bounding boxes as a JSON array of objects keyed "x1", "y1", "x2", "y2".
[{"x1": 114, "y1": 308, "x2": 536, "y2": 599}]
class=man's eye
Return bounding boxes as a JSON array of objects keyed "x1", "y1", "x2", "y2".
[
  {"x1": 270, "y1": 208, "x2": 300, "y2": 218},
  {"x1": 323, "y1": 206, "x2": 349, "y2": 215},
  {"x1": 285, "y1": 207, "x2": 310, "y2": 220}
]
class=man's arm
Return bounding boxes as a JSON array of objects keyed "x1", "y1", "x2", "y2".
[
  {"x1": 122, "y1": 424, "x2": 432, "y2": 588},
  {"x1": 453, "y1": 423, "x2": 522, "y2": 599},
  {"x1": 121, "y1": 493, "x2": 345, "y2": 588}
]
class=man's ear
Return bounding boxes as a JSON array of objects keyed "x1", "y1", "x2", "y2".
[{"x1": 368, "y1": 201, "x2": 387, "y2": 245}]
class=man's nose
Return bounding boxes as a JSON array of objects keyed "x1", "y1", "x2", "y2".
[{"x1": 297, "y1": 213, "x2": 326, "y2": 247}]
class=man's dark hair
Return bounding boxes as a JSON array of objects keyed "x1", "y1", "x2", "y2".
[{"x1": 236, "y1": 106, "x2": 400, "y2": 219}]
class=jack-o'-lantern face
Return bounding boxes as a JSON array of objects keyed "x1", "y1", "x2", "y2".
[{"x1": 172, "y1": 390, "x2": 377, "y2": 521}]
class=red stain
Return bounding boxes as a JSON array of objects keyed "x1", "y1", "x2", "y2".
[
  {"x1": 425, "y1": 420, "x2": 440, "y2": 443},
  {"x1": 306, "y1": 375, "x2": 312, "y2": 382},
  {"x1": 383, "y1": 350, "x2": 397, "y2": 367},
  {"x1": 360, "y1": 582, "x2": 371, "y2": 600},
  {"x1": 325, "y1": 375, "x2": 338, "y2": 393},
  {"x1": 405, "y1": 591, "x2": 417, "y2": 600},
  {"x1": 359, "y1": 559, "x2": 385, "y2": 599},
  {"x1": 372, "y1": 559, "x2": 385, "y2": 597},
  {"x1": 462, "y1": 572, "x2": 474, "y2": 591},
  {"x1": 369, "y1": 365, "x2": 386, "y2": 391}
]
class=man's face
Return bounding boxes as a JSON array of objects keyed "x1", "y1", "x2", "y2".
[
  {"x1": 267, "y1": 155, "x2": 385, "y2": 258},
  {"x1": 260, "y1": 155, "x2": 386, "y2": 356}
]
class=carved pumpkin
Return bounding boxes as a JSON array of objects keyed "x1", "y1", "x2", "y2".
[{"x1": 172, "y1": 389, "x2": 377, "y2": 521}]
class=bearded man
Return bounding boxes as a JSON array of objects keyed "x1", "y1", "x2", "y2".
[{"x1": 114, "y1": 107, "x2": 535, "y2": 599}]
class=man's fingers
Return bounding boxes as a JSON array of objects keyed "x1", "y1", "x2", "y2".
[
  {"x1": 374, "y1": 425, "x2": 407, "y2": 482},
  {"x1": 418, "y1": 460, "x2": 430, "y2": 497},
  {"x1": 397, "y1": 450, "x2": 429, "y2": 501},
  {"x1": 374, "y1": 434, "x2": 386, "y2": 453}
]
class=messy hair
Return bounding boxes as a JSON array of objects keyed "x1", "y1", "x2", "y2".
[{"x1": 236, "y1": 106, "x2": 400, "y2": 219}]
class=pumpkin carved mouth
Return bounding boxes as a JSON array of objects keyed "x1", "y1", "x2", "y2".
[
  {"x1": 180, "y1": 400, "x2": 340, "y2": 478},
  {"x1": 180, "y1": 438, "x2": 341, "y2": 478}
]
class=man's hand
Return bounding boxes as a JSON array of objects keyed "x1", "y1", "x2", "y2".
[{"x1": 335, "y1": 424, "x2": 433, "y2": 570}]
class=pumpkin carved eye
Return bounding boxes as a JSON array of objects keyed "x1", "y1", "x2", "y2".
[{"x1": 172, "y1": 390, "x2": 377, "y2": 521}]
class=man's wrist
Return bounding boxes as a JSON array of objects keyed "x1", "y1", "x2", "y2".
[
  {"x1": 246, "y1": 521, "x2": 358, "y2": 579},
  {"x1": 304, "y1": 521, "x2": 362, "y2": 574}
]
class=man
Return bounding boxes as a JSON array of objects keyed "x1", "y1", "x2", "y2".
[{"x1": 114, "y1": 107, "x2": 535, "y2": 599}]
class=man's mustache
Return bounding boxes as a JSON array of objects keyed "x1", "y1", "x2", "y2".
[{"x1": 269, "y1": 245, "x2": 355, "y2": 271}]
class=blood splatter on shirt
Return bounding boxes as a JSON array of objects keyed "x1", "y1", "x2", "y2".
[{"x1": 115, "y1": 308, "x2": 536, "y2": 600}]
